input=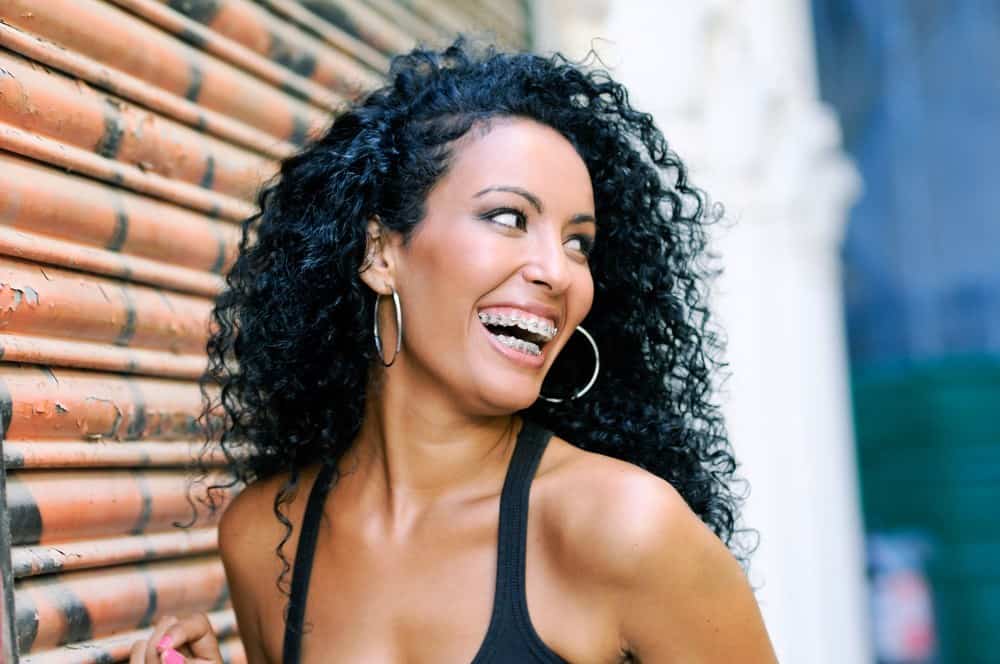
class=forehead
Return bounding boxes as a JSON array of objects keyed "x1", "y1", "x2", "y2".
[{"x1": 435, "y1": 117, "x2": 595, "y2": 210}]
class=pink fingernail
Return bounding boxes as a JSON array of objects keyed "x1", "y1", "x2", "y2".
[
  {"x1": 163, "y1": 648, "x2": 185, "y2": 664},
  {"x1": 156, "y1": 635, "x2": 173, "y2": 651}
]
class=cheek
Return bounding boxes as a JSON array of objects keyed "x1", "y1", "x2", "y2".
[
  {"x1": 408, "y1": 222, "x2": 507, "y2": 288},
  {"x1": 449, "y1": 235, "x2": 508, "y2": 275},
  {"x1": 570, "y1": 270, "x2": 595, "y2": 324},
  {"x1": 397, "y1": 223, "x2": 511, "y2": 353}
]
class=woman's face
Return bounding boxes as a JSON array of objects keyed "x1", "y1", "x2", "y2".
[{"x1": 373, "y1": 117, "x2": 597, "y2": 414}]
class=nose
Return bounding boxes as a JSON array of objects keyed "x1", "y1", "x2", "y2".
[{"x1": 520, "y1": 229, "x2": 572, "y2": 294}]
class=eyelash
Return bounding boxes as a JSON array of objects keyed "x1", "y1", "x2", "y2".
[
  {"x1": 480, "y1": 207, "x2": 595, "y2": 258},
  {"x1": 481, "y1": 206, "x2": 527, "y2": 231}
]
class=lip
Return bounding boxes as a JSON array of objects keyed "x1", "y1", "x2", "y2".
[
  {"x1": 476, "y1": 301, "x2": 562, "y2": 329},
  {"x1": 479, "y1": 318, "x2": 548, "y2": 369}
]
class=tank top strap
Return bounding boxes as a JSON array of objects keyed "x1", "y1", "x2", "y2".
[
  {"x1": 282, "y1": 461, "x2": 338, "y2": 664},
  {"x1": 475, "y1": 417, "x2": 557, "y2": 656}
]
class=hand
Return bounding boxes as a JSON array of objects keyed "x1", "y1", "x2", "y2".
[{"x1": 129, "y1": 613, "x2": 223, "y2": 664}]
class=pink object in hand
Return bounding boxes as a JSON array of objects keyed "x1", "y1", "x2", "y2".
[
  {"x1": 162, "y1": 648, "x2": 185, "y2": 664},
  {"x1": 156, "y1": 635, "x2": 173, "y2": 652}
]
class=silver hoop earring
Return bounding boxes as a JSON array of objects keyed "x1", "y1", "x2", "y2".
[
  {"x1": 538, "y1": 325, "x2": 600, "y2": 403},
  {"x1": 373, "y1": 287, "x2": 402, "y2": 367}
]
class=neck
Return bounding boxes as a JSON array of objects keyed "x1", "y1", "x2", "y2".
[{"x1": 347, "y1": 364, "x2": 521, "y2": 510}]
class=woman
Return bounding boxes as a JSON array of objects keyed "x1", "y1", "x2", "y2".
[{"x1": 131, "y1": 39, "x2": 778, "y2": 663}]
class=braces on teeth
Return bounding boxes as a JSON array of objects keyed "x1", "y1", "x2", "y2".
[
  {"x1": 478, "y1": 311, "x2": 556, "y2": 357},
  {"x1": 493, "y1": 333, "x2": 542, "y2": 356},
  {"x1": 477, "y1": 312, "x2": 557, "y2": 340}
]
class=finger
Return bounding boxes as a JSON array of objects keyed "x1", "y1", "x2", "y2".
[
  {"x1": 159, "y1": 613, "x2": 221, "y2": 661},
  {"x1": 145, "y1": 615, "x2": 180, "y2": 663},
  {"x1": 129, "y1": 638, "x2": 147, "y2": 664}
]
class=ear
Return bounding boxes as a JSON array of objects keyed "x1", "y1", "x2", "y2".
[{"x1": 358, "y1": 216, "x2": 399, "y2": 294}]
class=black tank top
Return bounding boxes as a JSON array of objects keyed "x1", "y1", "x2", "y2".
[{"x1": 281, "y1": 418, "x2": 568, "y2": 664}]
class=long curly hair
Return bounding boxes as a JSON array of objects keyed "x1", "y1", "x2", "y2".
[{"x1": 196, "y1": 37, "x2": 751, "y2": 598}]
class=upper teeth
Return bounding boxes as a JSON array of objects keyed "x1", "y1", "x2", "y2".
[{"x1": 478, "y1": 311, "x2": 557, "y2": 341}]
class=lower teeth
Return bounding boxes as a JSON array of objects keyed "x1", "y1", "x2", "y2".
[{"x1": 492, "y1": 332, "x2": 541, "y2": 356}]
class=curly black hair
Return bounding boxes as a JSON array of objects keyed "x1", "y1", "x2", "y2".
[{"x1": 195, "y1": 37, "x2": 751, "y2": 598}]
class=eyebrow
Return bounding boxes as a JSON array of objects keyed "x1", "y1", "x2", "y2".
[
  {"x1": 473, "y1": 185, "x2": 597, "y2": 226},
  {"x1": 474, "y1": 185, "x2": 543, "y2": 213}
]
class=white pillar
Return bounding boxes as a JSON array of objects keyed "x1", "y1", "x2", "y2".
[{"x1": 533, "y1": 2, "x2": 872, "y2": 662}]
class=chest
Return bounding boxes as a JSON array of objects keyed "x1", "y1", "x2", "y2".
[
  {"x1": 253, "y1": 498, "x2": 620, "y2": 664},
  {"x1": 277, "y1": 538, "x2": 498, "y2": 662}
]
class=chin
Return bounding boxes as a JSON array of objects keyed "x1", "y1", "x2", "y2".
[{"x1": 475, "y1": 381, "x2": 540, "y2": 414}]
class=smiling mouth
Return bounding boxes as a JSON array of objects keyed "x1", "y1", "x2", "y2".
[{"x1": 477, "y1": 312, "x2": 556, "y2": 357}]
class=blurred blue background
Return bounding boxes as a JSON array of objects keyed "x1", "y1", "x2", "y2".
[{"x1": 811, "y1": 1, "x2": 1000, "y2": 662}]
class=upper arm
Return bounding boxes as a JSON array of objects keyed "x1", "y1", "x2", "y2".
[
  {"x1": 218, "y1": 484, "x2": 272, "y2": 664},
  {"x1": 608, "y1": 480, "x2": 778, "y2": 663}
]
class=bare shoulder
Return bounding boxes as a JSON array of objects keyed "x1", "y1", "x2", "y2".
[
  {"x1": 216, "y1": 464, "x2": 329, "y2": 663},
  {"x1": 534, "y1": 434, "x2": 710, "y2": 584},
  {"x1": 536, "y1": 434, "x2": 777, "y2": 662},
  {"x1": 216, "y1": 464, "x2": 330, "y2": 624},
  {"x1": 218, "y1": 463, "x2": 327, "y2": 569}
]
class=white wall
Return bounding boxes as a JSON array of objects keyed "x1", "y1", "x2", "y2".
[{"x1": 532, "y1": 2, "x2": 872, "y2": 662}]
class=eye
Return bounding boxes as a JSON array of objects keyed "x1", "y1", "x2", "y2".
[
  {"x1": 565, "y1": 234, "x2": 595, "y2": 258},
  {"x1": 481, "y1": 207, "x2": 527, "y2": 231}
]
